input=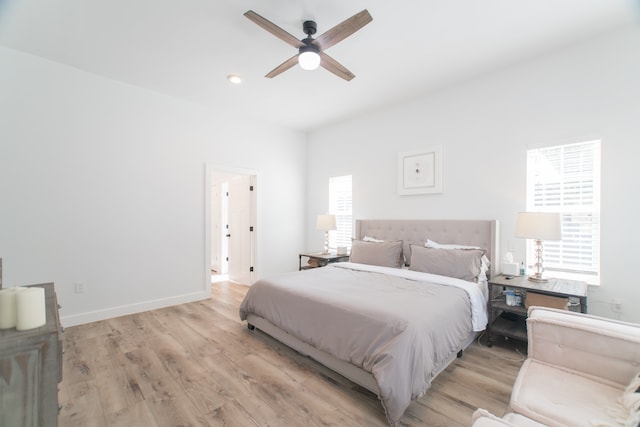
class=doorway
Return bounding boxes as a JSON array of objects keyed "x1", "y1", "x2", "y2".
[{"x1": 208, "y1": 166, "x2": 258, "y2": 286}]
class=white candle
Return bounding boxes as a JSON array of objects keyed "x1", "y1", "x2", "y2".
[
  {"x1": 0, "y1": 288, "x2": 17, "y2": 328},
  {"x1": 16, "y1": 287, "x2": 46, "y2": 330},
  {"x1": 0, "y1": 287, "x2": 26, "y2": 329}
]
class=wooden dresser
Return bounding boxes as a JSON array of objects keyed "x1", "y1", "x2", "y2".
[{"x1": 0, "y1": 283, "x2": 63, "y2": 427}]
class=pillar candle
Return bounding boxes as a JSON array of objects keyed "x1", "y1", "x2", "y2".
[
  {"x1": 0, "y1": 288, "x2": 17, "y2": 328},
  {"x1": 16, "y1": 287, "x2": 46, "y2": 330},
  {"x1": 0, "y1": 287, "x2": 26, "y2": 329}
]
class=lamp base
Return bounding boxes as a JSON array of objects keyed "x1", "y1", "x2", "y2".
[
  {"x1": 528, "y1": 239, "x2": 550, "y2": 282},
  {"x1": 323, "y1": 231, "x2": 330, "y2": 254},
  {"x1": 527, "y1": 274, "x2": 550, "y2": 283}
]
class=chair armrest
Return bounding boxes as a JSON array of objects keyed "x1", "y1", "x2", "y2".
[
  {"x1": 472, "y1": 409, "x2": 517, "y2": 427},
  {"x1": 527, "y1": 307, "x2": 640, "y2": 386}
]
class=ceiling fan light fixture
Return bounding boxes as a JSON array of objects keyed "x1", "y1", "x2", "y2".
[{"x1": 298, "y1": 45, "x2": 320, "y2": 71}]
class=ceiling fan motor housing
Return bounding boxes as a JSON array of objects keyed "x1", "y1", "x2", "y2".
[
  {"x1": 300, "y1": 20, "x2": 319, "y2": 58},
  {"x1": 299, "y1": 43, "x2": 319, "y2": 55},
  {"x1": 303, "y1": 20, "x2": 317, "y2": 36}
]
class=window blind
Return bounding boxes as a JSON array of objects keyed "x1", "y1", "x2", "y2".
[
  {"x1": 526, "y1": 140, "x2": 601, "y2": 279},
  {"x1": 329, "y1": 175, "x2": 352, "y2": 250}
]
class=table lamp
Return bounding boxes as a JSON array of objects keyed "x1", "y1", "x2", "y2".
[
  {"x1": 515, "y1": 212, "x2": 562, "y2": 282},
  {"x1": 316, "y1": 214, "x2": 337, "y2": 254}
]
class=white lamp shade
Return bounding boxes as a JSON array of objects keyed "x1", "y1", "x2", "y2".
[
  {"x1": 298, "y1": 51, "x2": 321, "y2": 70},
  {"x1": 515, "y1": 212, "x2": 562, "y2": 241},
  {"x1": 316, "y1": 214, "x2": 337, "y2": 231}
]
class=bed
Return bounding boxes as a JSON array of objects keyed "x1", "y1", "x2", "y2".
[{"x1": 239, "y1": 219, "x2": 500, "y2": 425}]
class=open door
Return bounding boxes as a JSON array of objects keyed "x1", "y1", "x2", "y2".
[
  {"x1": 227, "y1": 175, "x2": 255, "y2": 284},
  {"x1": 209, "y1": 167, "x2": 257, "y2": 286}
]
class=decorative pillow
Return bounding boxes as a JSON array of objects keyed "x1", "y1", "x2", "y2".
[
  {"x1": 604, "y1": 371, "x2": 640, "y2": 427},
  {"x1": 409, "y1": 245, "x2": 485, "y2": 282},
  {"x1": 349, "y1": 239, "x2": 403, "y2": 268}
]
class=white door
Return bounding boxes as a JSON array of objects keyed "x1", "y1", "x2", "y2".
[
  {"x1": 211, "y1": 181, "x2": 230, "y2": 274},
  {"x1": 211, "y1": 183, "x2": 221, "y2": 272},
  {"x1": 227, "y1": 176, "x2": 252, "y2": 284},
  {"x1": 220, "y1": 182, "x2": 229, "y2": 274}
]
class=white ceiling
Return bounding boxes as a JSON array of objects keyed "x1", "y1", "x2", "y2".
[{"x1": 1, "y1": 0, "x2": 638, "y2": 132}]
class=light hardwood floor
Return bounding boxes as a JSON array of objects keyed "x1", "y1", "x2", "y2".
[{"x1": 58, "y1": 281, "x2": 526, "y2": 427}]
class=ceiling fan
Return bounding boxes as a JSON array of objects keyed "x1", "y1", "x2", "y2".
[{"x1": 244, "y1": 9, "x2": 373, "y2": 81}]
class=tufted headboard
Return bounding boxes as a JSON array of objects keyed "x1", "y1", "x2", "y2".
[{"x1": 355, "y1": 219, "x2": 500, "y2": 278}]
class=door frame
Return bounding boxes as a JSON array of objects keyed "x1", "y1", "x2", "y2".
[{"x1": 204, "y1": 163, "x2": 260, "y2": 289}]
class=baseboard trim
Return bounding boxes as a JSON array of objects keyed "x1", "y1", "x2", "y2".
[{"x1": 60, "y1": 290, "x2": 211, "y2": 327}]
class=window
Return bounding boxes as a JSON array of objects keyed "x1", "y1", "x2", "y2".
[
  {"x1": 526, "y1": 140, "x2": 601, "y2": 283},
  {"x1": 329, "y1": 175, "x2": 352, "y2": 250}
]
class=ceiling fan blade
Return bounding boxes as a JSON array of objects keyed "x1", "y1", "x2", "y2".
[
  {"x1": 313, "y1": 9, "x2": 372, "y2": 51},
  {"x1": 319, "y1": 52, "x2": 355, "y2": 81},
  {"x1": 265, "y1": 54, "x2": 299, "y2": 78},
  {"x1": 244, "y1": 10, "x2": 304, "y2": 49}
]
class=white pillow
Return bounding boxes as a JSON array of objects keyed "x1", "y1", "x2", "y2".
[
  {"x1": 363, "y1": 235, "x2": 384, "y2": 243},
  {"x1": 426, "y1": 239, "x2": 480, "y2": 250}
]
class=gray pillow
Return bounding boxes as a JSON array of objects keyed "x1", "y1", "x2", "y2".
[
  {"x1": 350, "y1": 239, "x2": 403, "y2": 268},
  {"x1": 408, "y1": 245, "x2": 485, "y2": 282}
]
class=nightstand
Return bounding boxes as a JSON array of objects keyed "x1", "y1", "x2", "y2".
[
  {"x1": 299, "y1": 252, "x2": 350, "y2": 271},
  {"x1": 487, "y1": 274, "x2": 587, "y2": 347},
  {"x1": 0, "y1": 283, "x2": 62, "y2": 427}
]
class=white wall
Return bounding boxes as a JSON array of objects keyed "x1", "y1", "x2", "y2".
[
  {"x1": 307, "y1": 26, "x2": 640, "y2": 322},
  {"x1": 0, "y1": 47, "x2": 307, "y2": 326}
]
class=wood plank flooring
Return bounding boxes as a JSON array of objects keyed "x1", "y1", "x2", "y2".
[{"x1": 58, "y1": 281, "x2": 526, "y2": 427}]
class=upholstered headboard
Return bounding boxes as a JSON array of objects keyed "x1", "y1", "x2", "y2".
[{"x1": 355, "y1": 219, "x2": 500, "y2": 278}]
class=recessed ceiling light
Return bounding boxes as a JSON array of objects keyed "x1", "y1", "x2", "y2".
[{"x1": 227, "y1": 74, "x2": 242, "y2": 84}]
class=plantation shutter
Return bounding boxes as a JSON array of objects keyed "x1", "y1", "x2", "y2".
[
  {"x1": 329, "y1": 175, "x2": 352, "y2": 250},
  {"x1": 526, "y1": 140, "x2": 601, "y2": 279}
]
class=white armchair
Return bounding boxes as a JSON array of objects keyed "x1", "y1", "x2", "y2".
[{"x1": 473, "y1": 306, "x2": 640, "y2": 427}]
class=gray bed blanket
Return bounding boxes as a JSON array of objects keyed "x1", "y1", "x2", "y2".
[{"x1": 239, "y1": 262, "x2": 487, "y2": 425}]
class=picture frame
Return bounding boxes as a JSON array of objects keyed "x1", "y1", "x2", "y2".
[{"x1": 397, "y1": 146, "x2": 443, "y2": 195}]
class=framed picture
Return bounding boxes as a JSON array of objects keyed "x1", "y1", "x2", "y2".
[{"x1": 397, "y1": 146, "x2": 443, "y2": 195}]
